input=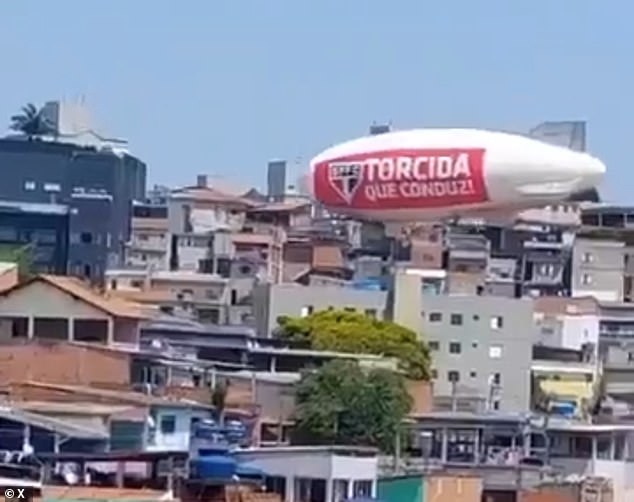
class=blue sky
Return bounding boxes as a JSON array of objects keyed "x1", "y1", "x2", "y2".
[{"x1": 0, "y1": 0, "x2": 629, "y2": 200}]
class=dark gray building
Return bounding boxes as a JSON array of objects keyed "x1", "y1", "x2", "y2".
[
  {"x1": 266, "y1": 160, "x2": 286, "y2": 202},
  {"x1": 369, "y1": 123, "x2": 391, "y2": 135},
  {"x1": 0, "y1": 200, "x2": 70, "y2": 274},
  {"x1": 0, "y1": 139, "x2": 146, "y2": 281}
]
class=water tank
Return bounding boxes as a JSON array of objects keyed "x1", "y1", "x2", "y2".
[
  {"x1": 191, "y1": 455, "x2": 237, "y2": 479},
  {"x1": 352, "y1": 278, "x2": 384, "y2": 290}
]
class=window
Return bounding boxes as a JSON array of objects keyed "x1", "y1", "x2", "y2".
[
  {"x1": 450, "y1": 314, "x2": 463, "y2": 326},
  {"x1": 492, "y1": 372, "x2": 501, "y2": 385},
  {"x1": 490, "y1": 316, "x2": 504, "y2": 329},
  {"x1": 23, "y1": 180, "x2": 36, "y2": 191},
  {"x1": 428, "y1": 341, "x2": 440, "y2": 351},
  {"x1": 473, "y1": 314, "x2": 480, "y2": 321},
  {"x1": 448, "y1": 371, "x2": 460, "y2": 382},
  {"x1": 80, "y1": 232, "x2": 93, "y2": 244},
  {"x1": 300, "y1": 305, "x2": 314, "y2": 317},
  {"x1": 344, "y1": 307, "x2": 356, "y2": 313},
  {"x1": 230, "y1": 289, "x2": 238, "y2": 305},
  {"x1": 430, "y1": 369, "x2": 438, "y2": 379},
  {"x1": 353, "y1": 480, "x2": 373, "y2": 498},
  {"x1": 429, "y1": 312, "x2": 442, "y2": 322},
  {"x1": 470, "y1": 371, "x2": 477, "y2": 378},
  {"x1": 581, "y1": 273, "x2": 593, "y2": 285},
  {"x1": 489, "y1": 345, "x2": 503, "y2": 359},
  {"x1": 44, "y1": 182, "x2": 61, "y2": 192},
  {"x1": 449, "y1": 342, "x2": 462, "y2": 354},
  {"x1": 472, "y1": 342, "x2": 479, "y2": 348},
  {"x1": 110, "y1": 279, "x2": 118, "y2": 290},
  {"x1": 130, "y1": 280, "x2": 143, "y2": 288},
  {"x1": 160, "y1": 415, "x2": 176, "y2": 434},
  {"x1": 582, "y1": 252, "x2": 593, "y2": 263},
  {"x1": 138, "y1": 234, "x2": 149, "y2": 241}
]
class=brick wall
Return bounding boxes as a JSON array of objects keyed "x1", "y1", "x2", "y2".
[{"x1": 0, "y1": 340, "x2": 130, "y2": 387}]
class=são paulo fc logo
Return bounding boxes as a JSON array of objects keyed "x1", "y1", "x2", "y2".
[{"x1": 327, "y1": 161, "x2": 363, "y2": 204}]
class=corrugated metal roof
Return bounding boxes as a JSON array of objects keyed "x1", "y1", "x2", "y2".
[
  {"x1": 0, "y1": 200, "x2": 69, "y2": 215},
  {"x1": 0, "y1": 405, "x2": 108, "y2": 439}
]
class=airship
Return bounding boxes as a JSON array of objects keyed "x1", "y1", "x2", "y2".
[{"x1": 310, "y1": 128, "x2": 606, "y2": 223}]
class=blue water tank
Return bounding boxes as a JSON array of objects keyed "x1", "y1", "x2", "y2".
[
  {"x1": 192, "y1": 455, "x2": 237, "y2": 479},
  {"x1": 550, "y1": 401, "x2": 576, "y2": 418},
  {"x1": 352, "y1": 278, "x2": 383, "y2": 290}
]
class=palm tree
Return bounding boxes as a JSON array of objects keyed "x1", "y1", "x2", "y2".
[{"x1": 9, "y1": 103, "x2": 56, "y2": 139}]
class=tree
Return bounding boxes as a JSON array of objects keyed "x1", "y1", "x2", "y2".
[
  {"x1": 292, "y1": 360, "x2": 412, "y2": 452},
  {"x1": 0, "y1": 244, "x2": 34, "y2": 280},
  {"x1": 211, "y1": 380, "x2": 229, "y2": 426},
  {"x1": 276, "y1": 310, "x2": 431, "y2": 380},
  {"x1": 9, "y1": 103, "x2": 56, "y2": 139}
]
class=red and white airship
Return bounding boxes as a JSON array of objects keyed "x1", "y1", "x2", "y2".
[{"x1": 310, "y1": 128, "x2": 606, "y2": 223}]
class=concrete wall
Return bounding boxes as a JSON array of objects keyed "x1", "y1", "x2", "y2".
[
  {"x1": 147, "y1": 405, "x2": 208, "y2": 452},
  {"x1": 253, "y1": 283, "x2": 388, "y2": 337},
  {"x1": 572, "y1": 238, "x2": 625, "y2": 301},
  {"x1": 0, "y1": 341, "x2": 130, "y2": 386},
  {"x1": 236, "y1": 448, "x2": 377, "y2": 502}
]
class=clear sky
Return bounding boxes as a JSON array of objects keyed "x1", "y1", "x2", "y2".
[{"x1": 0, "y1": 0, "x2": 629, "y2": 200}]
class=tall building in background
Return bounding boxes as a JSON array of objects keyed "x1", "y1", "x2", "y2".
[
  {"x1": 0, "y1": 100, "x2": 147, "y2": 281},
  {"x1": 369, "y1": 123, "x2": 391, "y2": 135},
  {"x1": 267, "y1": 159, "x2": 287, "y2": 202}
]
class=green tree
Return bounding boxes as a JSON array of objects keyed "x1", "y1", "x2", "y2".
[
  {"x1": 0, "y1": 244, "x2": 34, "y2": 280},
  {"x1": 9, "y1": 103, "x2": 56, "y2": 139},
  {"x1": 211, "y1": 380, "x2": 229, "y2": 426},
  {"x1": 276, "y1": 310, "x2": 431, "y2": 380},
  {"x1": 292, "y1": 360, "x2": 412, "y2": 452}
]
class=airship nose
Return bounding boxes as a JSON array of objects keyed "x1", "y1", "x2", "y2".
[
  {"x1": 557, "y1": 152, "x2": 606, "y2": 203},
  {"x1": 574, "y1": 153, "x2": 606, "y2": 190}
]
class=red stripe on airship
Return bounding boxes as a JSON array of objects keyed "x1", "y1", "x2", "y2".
[{"x1": 313, "y1": 148, "x2": 489, "y2": 210}]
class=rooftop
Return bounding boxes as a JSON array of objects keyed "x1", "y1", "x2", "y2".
[
  {"x1": 0, "y1": 275, "x2": 148, "y2": 319},
  {"x1": 11, "y1": 381, "x2": 213, "y2": 409},
  {"x1": 0, "y1": 404, "x2": 108, "y2": 439},
  {"x1": 0, "y1": 200, "x2": 69, "y2": 215},
  {"x1": 171, "y1": 186, "x2": 256, "y2": 207}
]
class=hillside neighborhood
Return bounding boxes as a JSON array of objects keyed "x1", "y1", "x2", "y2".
[{"x1": 0, "y1": 102, "x2": 624, "y2": 502}]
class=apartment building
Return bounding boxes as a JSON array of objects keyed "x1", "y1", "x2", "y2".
[
  {"x1": 423, "y1": 295, "x2": 534, "y2": 412},
  {"x1": 393, "y1": 268, "x2": 534, "y2": 412},
  {"x1": 252, "y1": 283, "x2": 388, "y2": 337},
  {"x1": 571, "y1": 236, "x2": 625, "y2": 301},
  {"x1": 0, "y1": 200, "x2": 70, "y2": 274},
  {"x1": 125, "y1": 202, "x2": 169, "y2": 269},
  {"x1": 0, "y1": 108, "x2": 146, "y2": 280},
  {"x1": 533, "y1": 296, "x2": 600, "y2": 350},
  {"x1": 568, "y1": 205, "x2": 634, "y2": 304}
]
